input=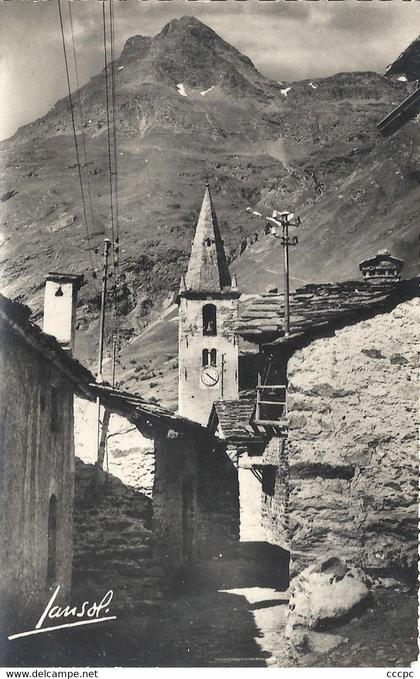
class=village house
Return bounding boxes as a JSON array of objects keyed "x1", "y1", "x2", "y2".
[
  {"x1": 0, "y1": 277, "x2": 92, "y2": 630},
  {"x1": 0, "y1": 265, "x2": 239, "y2": 640},
  {"x1": 234, "y1": 274, "x2": 418, "y2": 577},
  {"x1": 176, "y1": 185, "x2": 417, "y2": 588}
]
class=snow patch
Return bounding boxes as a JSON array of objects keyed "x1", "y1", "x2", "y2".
[
  {"x1": 281, "y1": 87, "x2": 291, "y2": 97},
  {"x1": 308, "y1": 81, "x2": 317, "y2": 90},
  {"x1": 200, "y1": 85, "x2": 214, "y2": 97},
  {"x1": 177, "y1": 83, "x2": 187, "y2": 97},
  {"x1": 397, "y1": 75, "x2": 408, "y2": 82}
]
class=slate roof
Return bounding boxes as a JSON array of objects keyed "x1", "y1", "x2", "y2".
[
  {"x1": 0, "y1": 292, "x2": 211, "y2": 437},
  {"x1": 209, "y1": 399, "x2": 258, "y2": 441},
  {"x1": 359, "y1": 250, "x2": 404, "y2": 271},
  {"x1": 91, "y1": 383, "x2": 210, "y2": 436},
  {"x1": 183, "y1": 185, "x2": 232, "y2": 293},
  {"x1": 46, "y1": 272, "x2": 85, "y2": 291},
  {"x1": 236, "y1": 278, "x2": 418, "y2": 347}
]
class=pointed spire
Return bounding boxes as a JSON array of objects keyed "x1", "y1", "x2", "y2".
[
  {"x1": 179, "y1": 273, "x2": 187, "y2": 294},
  {"x1": 184, "y1": 185, "x2": 232, "y2": 292}
]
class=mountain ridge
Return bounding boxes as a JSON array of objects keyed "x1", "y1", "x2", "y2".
[{"x1": 0, "y1": 17, "x2": 418, "y2": 392}]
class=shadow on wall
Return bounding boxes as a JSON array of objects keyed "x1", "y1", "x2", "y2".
[{"x1": 72, "y1": 458, "x2": 158, "y2": 610}]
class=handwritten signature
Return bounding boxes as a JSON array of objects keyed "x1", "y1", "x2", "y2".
[{"x1": 8, "y1": 586, "x2": 116, "y2": 640}]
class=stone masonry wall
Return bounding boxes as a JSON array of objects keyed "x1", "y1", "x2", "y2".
[
  {"x1": 261, "y1": 437, "x2": 289, "y2": 551},
  {"x1": 284, "y1": 299, "x2": 418, "y2": 576},
  {"x1": 0, "y1": 325, "x2": 75, "y2": 630},
  {"x1": 73, "y1": 398, "x2": 239, "y2": 606},
  {"x1": 152, "y1": 429, "x2": 239, "y2": 570}
]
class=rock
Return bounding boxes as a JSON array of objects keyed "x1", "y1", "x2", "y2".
[
  {"x1": 289, "y1": 628, "x2": 347, "y2": 656},
  {"x1": 285, "y1": 556, "x2": 371, "y2": 653},
  {"x1": 361, "y1": 348, "x2": 385, "y2": 359},
  {"x1": 390, "y1": 353, "x2": 409, "y2": 365}
]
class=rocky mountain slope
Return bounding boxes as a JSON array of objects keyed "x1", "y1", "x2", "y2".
[{"x1": 0, "y1": 18, "x2": 419, "y2": 386}]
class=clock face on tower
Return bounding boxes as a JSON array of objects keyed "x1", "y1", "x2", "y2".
[{"x1": 201, "y1": 366, "x2": 220, "y2": 387}]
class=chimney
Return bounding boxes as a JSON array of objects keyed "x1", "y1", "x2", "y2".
[{"x1": 43, "y1": 272, "x2": 84, "y2": 355}]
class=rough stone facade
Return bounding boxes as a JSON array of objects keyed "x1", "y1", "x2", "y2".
[
  {"x1": 260, "y1": 437, "x2": 289, "y2": 551},
  {"x1": 73, "y1": 398, "x2": 239, "y2": 607},
  {"x1": 0, "y1": 319, "x2": 76, "y2": 630},
  {"x1": 263, "y1": 299, "x2": 418, "y2": 577}
]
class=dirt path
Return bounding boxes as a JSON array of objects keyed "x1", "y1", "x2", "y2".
[{"x1": 4, "y1": 547, "x2": 417, "y2": 668}]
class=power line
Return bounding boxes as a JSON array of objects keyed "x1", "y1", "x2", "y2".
[
  {"x1": 57, "y1": 0, "x2": 99, "y2": 293},
  {"x1": 67, "y1": 0, "x2": 97, "y2": 246},
  {"x1": 109, "y1": 0, "x2": 120, "y2": 244},
  {"x1": 101, "y1": 0, "x2": 116, "y2": 247},
  {"x1": 108, "y1": 0, "x2": 122, "y2": 386}
]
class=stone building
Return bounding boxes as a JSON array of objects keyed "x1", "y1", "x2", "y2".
[
  {"x1": 359, "y1": 249, "x2": 404, "y2": 281},
  {"x1": 0, "y1": 287, "x2": 93, "y2": 631},
  {"x1": 177, "y1": 185, "x2": 240, "y2": 426},
  {"x1": 236, "y1": 277, "x2": 418, "y2": 577},
  {"x1": 73, "y1": 385, "x2": 239, "y2": 607},
  {"x1": 0, "y1": 265, "x2": 240, "y2": 636}
]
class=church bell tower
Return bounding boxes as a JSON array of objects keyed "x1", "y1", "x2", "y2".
[{"x1": 177, "y1": 185, "x2": 240, "y2": 426}]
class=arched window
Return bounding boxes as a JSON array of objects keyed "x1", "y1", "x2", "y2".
[
  {"x1": 202, "y1": 349, "x2": 209, "y2": 367},
  {"x1": 47, "y1": 494, "x2": 57, "y2": 585},
  {"x1": 210, "y1": 349, "x2": 217, "y2": 366},
  {"x1": 203, "y1": 304, "x2": 216, "y2": 336}
]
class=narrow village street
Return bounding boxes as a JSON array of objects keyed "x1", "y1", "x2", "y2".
[{"x1": 5, "y1": 542, "x2": 417, "y2": 668}]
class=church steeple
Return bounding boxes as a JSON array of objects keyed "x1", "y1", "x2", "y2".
[
  {"x1": 177, "y1": 184, "x2": 240, "y2": 425},
  {"x1": 184, "y1": 185, "x2": 232, "y2": 292}
]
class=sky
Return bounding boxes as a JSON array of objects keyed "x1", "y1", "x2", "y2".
[{"x1": 0, "y1": 0, "x2": 419, "y2": 142}]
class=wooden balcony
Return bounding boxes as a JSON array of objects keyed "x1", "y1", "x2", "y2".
[{"x1": 253, "y1": 377, "x2": 288, "y2": 428}]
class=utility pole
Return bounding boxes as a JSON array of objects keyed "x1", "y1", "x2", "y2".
[
  {"x1": 247, "y1": 207, "x2": 300, "y2": 338},
  {"x1": 96, "y1": 238, "x2": 111, "y2": 478},
  {"x1": 97, "y1": 238, "x2": 111, "y2": 383},
  {"x1": 111, "y1": 336, "x2": 118, "y2": 388},
  {"x1": 273, "y1": 211, "x2": 300, "y2": 337},
  {"x1": 221, "y1": 353, "x2": 226, "y2": 399}
]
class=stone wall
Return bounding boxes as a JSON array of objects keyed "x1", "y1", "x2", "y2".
[
  {"x1": 0, "y1": 324, "x2": 75, "y2": 629},
  {"x1": 73, "y1": 399, "x2": 160, "y2": 608},
  {"x1": 281, "y1": 299, "x2": 418, "y2": 576},
  {"x1": 73, "y1": 398, "x2": 239, "y2": 606},
  {"x1": 152, "y1": 428, "x2": 239, "y2": 568},
  {"x1": 261, "y1": 438, "x2": 289, "y2": 551},
  {"x1": 72, "y1": 458, "x2": 159, "y2": 611}
]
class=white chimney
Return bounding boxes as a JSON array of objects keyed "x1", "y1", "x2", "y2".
[{"x1": 43, "y1": 272, "x2": 84, "y2": 355}]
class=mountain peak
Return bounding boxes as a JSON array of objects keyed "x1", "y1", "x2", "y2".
[
  {"x1": 158, "y1": 15, "x2": 218, "y2": 39},
  {"x1": 119, "y1": 15, "x2": 263, "y2": 94}
]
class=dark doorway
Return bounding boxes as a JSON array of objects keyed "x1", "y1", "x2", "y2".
[
  {"x1": 47, "y1": 494, "x2": 58, "y2": 585},
  {"x1": 182, "y1": 477, "x2": 194, "y2": 563}
]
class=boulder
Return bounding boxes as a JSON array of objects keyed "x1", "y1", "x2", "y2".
[{"x1": 286, "y1": 556, "x2": 371, "y2": 656}]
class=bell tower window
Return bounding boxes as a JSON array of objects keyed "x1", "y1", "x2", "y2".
[
  {"x1": 203, "y1": 304, "x2": 217, "y2": 336},
  {"x1": 210, "y1": 349, "x2": 217, "y2": 366},
  {"x1": 202, "y1": 349, "x2": 209, "y2": 367}
]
